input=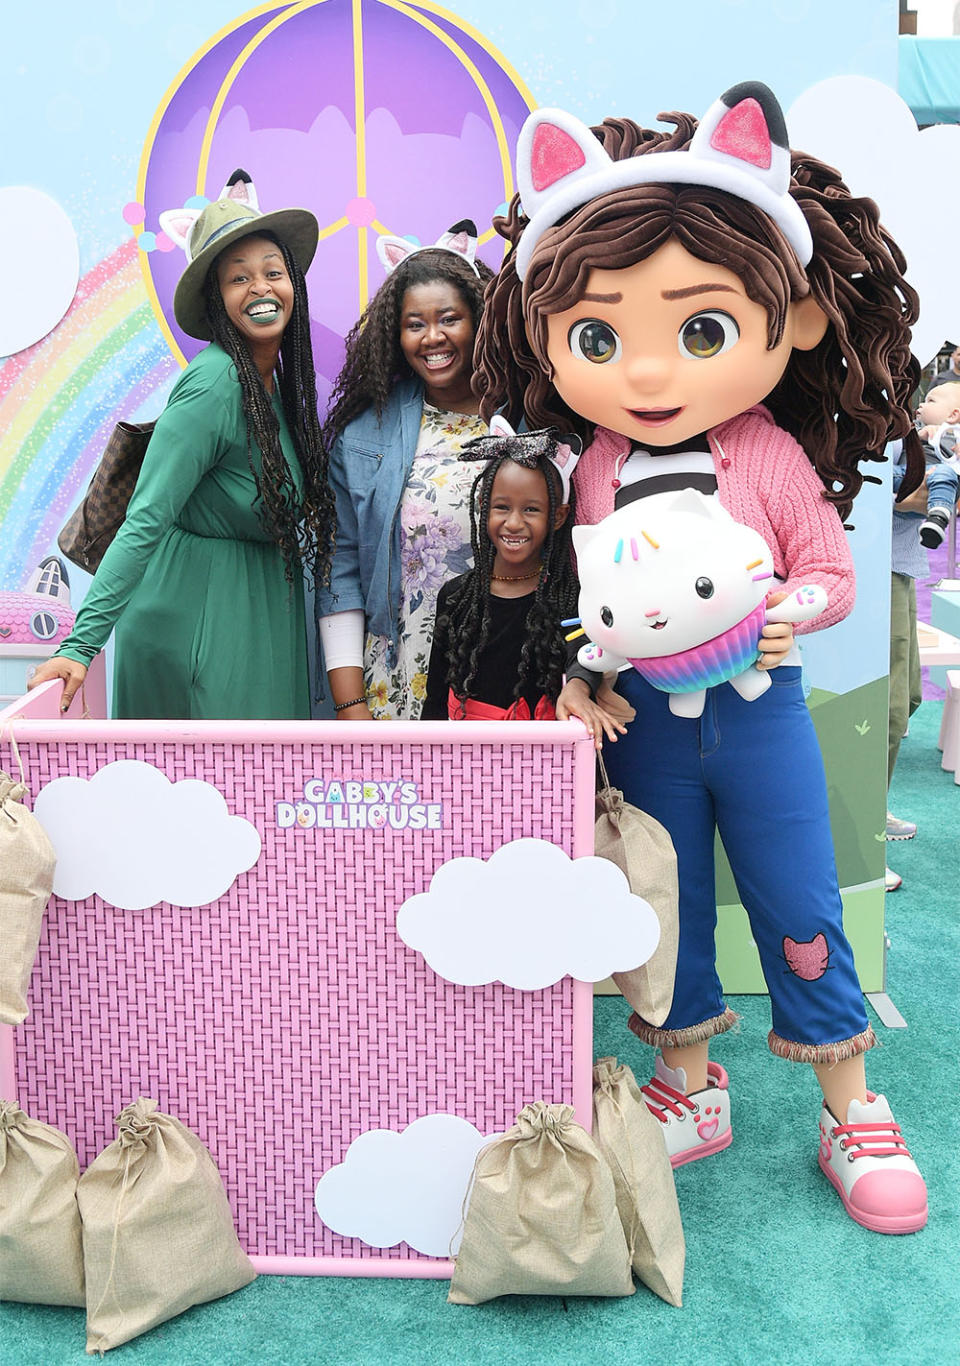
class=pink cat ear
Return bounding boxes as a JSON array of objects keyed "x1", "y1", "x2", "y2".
[
  {"x1": 220, "y1": 169, "x2": 259, "y2": 211},
  {"x1": 436, "y1": 219, "x2": 478, "y2": 266},
  {"x1": 516, "y1": 107, "x2": 611, "y2": 220},
  {"x1": 530, "y1": 122, "x2": 587, "y2": 192},
  {"x1": 375, "y1": 234, "x2": 416, "y2": 273},
  {"x1": 710, "y1": 96, "x2": 772, "y2": 170},
  {"x1": 488, "y1": 414, "x2": 516, "y2": 438},
  {"x1": 691, "y1": 83, "x2": 792, "y2": 198},
  {"x1": 158, "y1": 208, "x2": 201, "y2": 255}
]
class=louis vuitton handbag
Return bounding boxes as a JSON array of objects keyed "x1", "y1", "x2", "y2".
[{"x1": 58, "y1": 419, "x2": 155, "y2": 572}]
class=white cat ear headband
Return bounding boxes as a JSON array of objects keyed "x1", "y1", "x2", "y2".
[
  {"x1": 464, "y1": 415, "x2": 581, "y2": 504},
  {"x1": 514, "y1": 81, "x2": 813, "y2": 282},
  {"x1": 375, "y1": 219, "x2": 481, "y2": 277}
]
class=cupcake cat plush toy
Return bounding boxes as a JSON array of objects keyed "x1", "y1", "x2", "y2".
[{"x1": 571, "y1": 489, "x2": 827, "y2": 717}]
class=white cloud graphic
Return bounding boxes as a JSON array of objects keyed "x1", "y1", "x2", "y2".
[
  {"x1": 788, "y1": 77, "x2": 960, "y2": 367},
  {"x1": 0, "y1": 186, "x2": 79, "y2": 357},
  {"x1": 315, "y1": 1114, "x2": 498, "y2": 1258},
  {"x1": 396, "y1": 838, "x2": 659, "y2": 990},
  {"x1": 33, "y1": 760, "x2": 261, "y2": 909}
]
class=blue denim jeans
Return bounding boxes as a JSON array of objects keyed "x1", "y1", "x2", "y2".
[{"x1": 604, "y1": 667, "x2": 871, "y2": 1053}]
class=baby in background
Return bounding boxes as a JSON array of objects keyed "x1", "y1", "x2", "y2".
[{"x1": 913, "y1": 381, "x2": 960, "y2": 548}]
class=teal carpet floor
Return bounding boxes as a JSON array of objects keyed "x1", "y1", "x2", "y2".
[{"x1": 4, "y1": 702, "x2": 958, "y2": 1365}]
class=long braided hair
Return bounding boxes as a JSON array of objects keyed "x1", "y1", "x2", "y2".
[
  {"x1": 474, "y1": 113, "x2": 925, "y2": 524},
  {"x1": 323, "y1": 248, "x2": 493, "y2": 446},
  {"x1": 438, "y1": 433, "x2": 580, "y2": 711},
  {"x1": 203, "y1": 231, "x2": 335, "y2": 584}
]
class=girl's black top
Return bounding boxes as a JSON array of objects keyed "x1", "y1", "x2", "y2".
[{"x1": 422, "y1": 576, "x2": 544, "y2": 718}]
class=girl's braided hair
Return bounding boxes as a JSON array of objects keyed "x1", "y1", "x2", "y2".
[
  {"x1": 203, "y1": 231, "x2": 335, "y2": 584},
  {"x1": 474, "y1": 112, "x2": 925, "y2": 524}
]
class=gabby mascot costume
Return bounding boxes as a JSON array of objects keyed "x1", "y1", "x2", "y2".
[{"x1": 474, "y1": 82, "x2": 927, "y2": 1234}]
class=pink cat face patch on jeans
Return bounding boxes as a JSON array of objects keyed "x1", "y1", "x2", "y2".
[{"x1": 782, "y1": 932, "x2": 831, "y2": 981}]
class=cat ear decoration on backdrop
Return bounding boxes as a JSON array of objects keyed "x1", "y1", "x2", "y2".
[
  {"x1": 461, "y1": 415, "x2": 581, "y2": 504},
  {"x1": 375, "y1": 218, "x2": 481, "y2": 277},
  {"x1": 514, "y1": 81, "x2": 813, "y2": 281}
]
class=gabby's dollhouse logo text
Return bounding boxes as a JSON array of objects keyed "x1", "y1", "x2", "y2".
[{"x1": 275, "y1": 778, "x2": 444, "y2": 833}]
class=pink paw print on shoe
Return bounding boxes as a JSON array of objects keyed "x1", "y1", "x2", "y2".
[
  {"x1": 818, "y1": 1119, "x2": 833, "y2": 1164},
  {"x1": 697, "y1": 1104, "x2": 723, "y2": 1142}
]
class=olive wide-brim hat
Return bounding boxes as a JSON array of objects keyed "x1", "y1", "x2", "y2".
[{"x1": 173, "y1": 198, "x2": 319, "y2": 341}]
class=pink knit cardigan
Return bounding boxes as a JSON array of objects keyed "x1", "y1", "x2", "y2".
[{"x1": 572, "y1": 406, "x2": 855, "y2": 634}]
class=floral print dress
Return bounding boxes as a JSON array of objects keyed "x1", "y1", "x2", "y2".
[{"x1": 364, "y1": 402, "x2": 487, "y2": 719}]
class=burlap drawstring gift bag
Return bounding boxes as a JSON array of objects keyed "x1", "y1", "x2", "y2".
[
  {"x1": 77, "y1": 1098, "x2": 256, "y2": 1353},
  {"x1": 0, "y1": 1101, "x2": 85, "y2": 1306},
  {"x1": 0, "y1": 732, "x2": 56, "y2": 1024},
  {"x1": 592, "y1": 1057, "x2": 685, "y2": 1307},
  {"x1": 595, "y1": 752, "x2": 679, "y2": 1026},
  {"x1": 448, "y1": 1101, "x2": 634, "y2": 1304}
]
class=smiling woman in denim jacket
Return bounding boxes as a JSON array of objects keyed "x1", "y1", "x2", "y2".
[{"x1": 317, "y1": 223, "x2": 493, "y2": 720}]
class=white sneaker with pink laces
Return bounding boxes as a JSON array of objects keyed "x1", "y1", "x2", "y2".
[
  {"x1": 641, "y1": 1054, "x2": 732, "y2": 1169},
  {"x1": 818, "y1": 1094, "x2": 927, "y2": 1234}
]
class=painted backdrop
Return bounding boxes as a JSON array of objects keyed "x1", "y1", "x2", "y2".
[{"x1": 0, "y1": 0, "x2": 924, "y2": 989}]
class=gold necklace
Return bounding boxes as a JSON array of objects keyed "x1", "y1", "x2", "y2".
[{"x1": 491, "y1": 564, "x2": 542, "y2": 582}]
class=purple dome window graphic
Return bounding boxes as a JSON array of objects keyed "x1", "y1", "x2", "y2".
[{"x1": 134, "y1": 0, "x2": 534, "y2": 410}]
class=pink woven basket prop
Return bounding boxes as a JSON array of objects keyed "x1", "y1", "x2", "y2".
[{"x1": 0, "y1": 712, "x2": 595, "y2": 1277}]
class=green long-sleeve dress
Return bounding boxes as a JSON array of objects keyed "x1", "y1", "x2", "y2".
[{"x1": 58, "y1": 344, "x2": 310, "y2": 719}]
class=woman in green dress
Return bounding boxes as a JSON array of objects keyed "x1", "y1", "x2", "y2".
[{"x1": 30, "y1": 178, "x2": 334, "y2": 719}]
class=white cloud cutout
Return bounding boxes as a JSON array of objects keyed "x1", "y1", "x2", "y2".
[
  {"x1": 788, "y1": 77, "x2": 960, "y2": 367},
  {"x1": 315, "y1": 1114, "x2": 498, "y2": 1257},
  {"x1": 0, "y1": 186, "x2": 79, "y2": 357},
  {"x1": 396, "y1": 838, "x2": 659, "y2": 991},
  {"x1": 33, "y1": 760, "x2": 261, "y2": 909}
]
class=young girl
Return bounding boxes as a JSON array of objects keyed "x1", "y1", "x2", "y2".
[
  {"x1": 422, "y1": 427, "x2": 622, "y2": 744},
  {"x1": 474, "y1": 82, "x2": 927, "y2": 1233}
]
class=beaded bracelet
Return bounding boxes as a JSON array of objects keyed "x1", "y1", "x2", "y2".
[{"x1": 333, "y1": 696, "x2": 367, "y2": 712}]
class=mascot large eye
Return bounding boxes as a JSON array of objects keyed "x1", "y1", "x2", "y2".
[
  {"x1": 569, "y1": 319, "x2": 622, "y2": 365},
  {"x1": 678, "y1": 311, "x2": 740, "y2": 360},
  {"x1": 600, "y1": 605, "x2": 615, "y2": 627},
  {"x1": 695, "y1": 577, "x2": 715, "y2": 599}
]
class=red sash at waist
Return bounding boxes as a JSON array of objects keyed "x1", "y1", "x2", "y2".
[{"x1": 448, "y1": 688, "x2": 556, "y2": 721}]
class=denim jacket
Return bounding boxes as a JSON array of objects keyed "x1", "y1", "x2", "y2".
[{"x1": 317, "y1": 376, "x2": 424, "y2": 662}]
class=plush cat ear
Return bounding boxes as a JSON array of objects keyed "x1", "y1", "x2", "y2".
[
  {"x1": 571, "y1": 523, "x2": 602, "y2": 558},
  {"x1": 550, "y1": 434, "x2": 582, "y2": 503},
  {"x1": 517, "y1": 108, "x2": 612, "y2": 223},
  {"x1": 665, "y1": 489, "x2": 732, "y2": 521},
  {"x1": 158, "y1": 208, "x2": 202, "y2": 256},
  {"x1": 690, "y1": 82, "x2": 792, "y2": 200},
  {"x1": 220, "y1": 168, "x2": 259, "y2": 211},
  {"x1": 436, "y1": 218, "x2": 478, "y2": 268},
  {"x1": 488, "y1": 414, "x2": 516, "y2": 439},
  {"x1": 375, "y1": 234, "x2": 417, "y2": 273},
  {"x1": 377, "y1": 220, "x2": 480, "y2": 276}
]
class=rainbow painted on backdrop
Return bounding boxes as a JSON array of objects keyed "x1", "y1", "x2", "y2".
[{"x1": 0, "y1": 240, "x2": 178, "y2": 589}]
